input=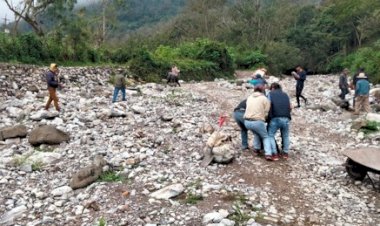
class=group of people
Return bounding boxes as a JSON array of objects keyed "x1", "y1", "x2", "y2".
[
  {"x1": 339, "y1": 68, "x2": 371, "y2": 115},
  {"x1": 44, "y1": 63, "x2": 372, "y2": 161},
  {"x1": 44, "y1": 63, "x2": 181, "y2": 112},
  {"x1": 234, "y1": 67, "x2": 302, "y2": 161},
  {"x1": 234, "y1": 65, "x2": 373, "y2": 161},
  {"x1": 44, "y1": 63, "x2": 129, "y2": 113}
]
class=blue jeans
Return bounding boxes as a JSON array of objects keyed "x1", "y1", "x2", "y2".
[
  {"x1": 268, "y1": 117, "x2": 290, "y2": 154},
  {"x1": 244, "y1": 120, "x2": 271, "y2": 156},
  {"x1": 233, "y1": 111, "x2": 248, "y2": 149},
  {"x1": 112, "y1": 87, "x2": 126, "y2": 103}
]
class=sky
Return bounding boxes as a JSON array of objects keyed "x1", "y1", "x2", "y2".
[
  {"x1": 0, "y1": 0, "x2": 93, "y2": 24},
  {"x1": 0, "y1": 0, "x2": 15, "y2": 24}
]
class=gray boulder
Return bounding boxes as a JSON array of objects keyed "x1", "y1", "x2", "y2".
[
  {"x1": 69, "y1": 155, "x2": 107, "y2": 189},
  {"x1": 28, "y1": 125, "x2": 69, "y2": 146},
  {"x1": 0, "y1": 125, "x2": 27, "y2": 141}
]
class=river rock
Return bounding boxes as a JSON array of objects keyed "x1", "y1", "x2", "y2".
[
  {"x1": 0, "y1": 125, "x2": 27, "y2": 141},
  {"x1": 0, "y1": 205, "x2": 27, "y2": 225},
  {"x1": 69, "y1": 155, "x2": 107, "y2": 189},
  {"x1": 150, "y1": 183, "x2": 184, "y2": 200},
  {"x1": 28, "y1": 125, "x2": 69, "y2": 146}
]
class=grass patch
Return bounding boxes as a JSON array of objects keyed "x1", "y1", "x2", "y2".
[
  {"x1": 187, "y1": 178, "x2": 202, "y2": 190},
  {"x1": 31, "y1": 161, "x2": 44, "y2": 171},
  {"x1": 228, "y1": 204, "x2": 251, "y2": 224},
  {"x1": 360, "y1": 120, "x2": 380, "y2": 135},
  {"x1": 97, "y1": 171, "x2": 123, "y2": 182},
  {"x1": 185, "y1": 192, "x2": 203, "y2": 205},
  {"x1": 222, "y1": 192, "x2": 248, "y2": 203},
  {"x1": 12, "y1": 155, "x2": 29, "y2": 167},
  {"x1": 34, "y1": 146, "x2": 55, "y2": 152},
  {"x1": 97, "y1": 217, "x2": 107, "y2": 226}
]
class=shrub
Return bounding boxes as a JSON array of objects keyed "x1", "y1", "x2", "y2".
[
  {"x1": 263, "y1": 41, "x2": 302, "y2": 75},
  {"x1": 342, "y1": 46, "x2": 380, "y2": 83},
  {"x1": 233, "y1": 50, "x2": 267, "y2": 69}
]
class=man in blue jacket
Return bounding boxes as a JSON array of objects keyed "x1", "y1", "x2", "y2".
[
  {"x1": 267, "y1": 83, "x2": 292, "y2": 160},
  {"x1": 45, "y1": 63, "x2": 61, "y2": 112}
]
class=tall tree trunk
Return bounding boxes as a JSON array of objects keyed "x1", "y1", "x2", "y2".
[{"x1": 102, "y1": 0, "x2": 106, "y2": 43}]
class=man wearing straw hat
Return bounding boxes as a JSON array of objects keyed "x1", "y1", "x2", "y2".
[
  {"x1": 354, "y1": 72, "x2": 370, "y2": 115},
  {"x1": 45, "y1": 63, "x2": 61, "y2": 112}
]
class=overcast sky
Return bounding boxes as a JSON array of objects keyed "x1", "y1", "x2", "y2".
[
  {"x1": 0, "y1": 1, "x2": 15, "y2": 23},
  {"x1": 0, "y1": 0, "x2": 94, "y2": 24}
]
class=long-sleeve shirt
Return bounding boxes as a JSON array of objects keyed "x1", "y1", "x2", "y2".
[
  {"x1": 114, "y1": 74, "x2": 126, "y2": 88},
  {"x1": 296, "y1": 71, "x2": 307, "y2": 86},
  {"x1": 46, "y1": 70, "x2": 58, "y2": 88},
  {"x1": 339, "y1": 74, "x2": 348, "y2": 89},
  {"x1": 234, "y1": 99, "x2": 247, "y2": 112},
  {"x1": 244, "y1": 92, "x2": 270, "y2": 121}
]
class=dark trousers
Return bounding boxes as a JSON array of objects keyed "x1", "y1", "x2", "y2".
[
  {"x1": 167, "y1": 74, "x2": 180, "y2": 86},
  {"x1": 296, "y1": 83, "x2": 307, "y2": 106},
  {"x1": 339, "y1": 88, "x2": 349, "y2": 100}
]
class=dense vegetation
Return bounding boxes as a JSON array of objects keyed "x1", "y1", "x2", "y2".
[{"x1": 1, "y1": 0, "x2": 380, "y2": 83}]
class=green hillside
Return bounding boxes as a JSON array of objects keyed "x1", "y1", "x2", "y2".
[{"x1": 1, "y1": 0, "x2": 380, "y2": 83}]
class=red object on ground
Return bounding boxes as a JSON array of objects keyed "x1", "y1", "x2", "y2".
[{"x1": 218, "y1": 115, "x2": 227, "y2": 128}]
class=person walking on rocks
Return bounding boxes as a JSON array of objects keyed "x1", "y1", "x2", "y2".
[
  {"x1": 339, "y1": 68, "x2": 350, "y2": 100},
  {"x1": 291, "y1": 66, "x2": 308, "y2": 108},
  {"x1": 267, "y1": 83, "x2": 292, "y2": 160},
  {"x1": 233, "y1": 99, "x2": 250, "y2": 151},
  {"x1": 45, "y1": 63, "x2": 61, "y2": 112},
  {"x1": 244, "y1": 85, "x2": 272, "y2": 160},
  {"x1": 354, "y1": 73, "x2": 370, "y2": 115},
  {"x1": 112, "y1": 73, "x2": 127, "y2": 103}
]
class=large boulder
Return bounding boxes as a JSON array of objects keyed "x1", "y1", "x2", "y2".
[
  {"x1": 28, "y1": 125, "x2": 69, "y2": 146},
  {"x1": 366, "y1": 113, "x2": 380, "y2": 123},
  {"x1": 370, "y1": 88, "x2": 380, "y2": 101},
  {"x1": 0, "y1": 125, "x2": 27, "y2": 141},
  {"x1": 202, "y1": 131, "x2": 234, "y2": 166},
  {"x1": 69, "y1": 155, "x2": 107, "y2": 190},
  {"x1": 212, "y1": 144, "x2": 234, "y2": 164}
]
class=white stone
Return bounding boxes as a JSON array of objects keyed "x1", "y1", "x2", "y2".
[
  {"x1": 0, "y1": 205, "x2": 27, "y2": 224},
  {"x1": 150, "y1": 184, "x2": 184, "y2": 200},
  {"x1": 51, "y1": 186, "x2": 73, "y2": 197},
  {"x1": 202, "y1": 212, "x2": 224, "y2": 224}
]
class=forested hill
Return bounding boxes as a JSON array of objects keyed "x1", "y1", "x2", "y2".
[
  {"x1": 1, "y1": 0, "x2": 380, "y2": 84},
  {"x1": 83, "y1": 0, "x2": 187, "y2": 37}
]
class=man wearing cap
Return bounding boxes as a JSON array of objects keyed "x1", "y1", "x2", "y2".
[
  {"x1": 354, "y1": 72, "x2": 370, "y2": 115},
  {"x1": 244, "y1": 84, "x2": 272, "y2": 160},
  {"x1": 45, "y1": 63, "x2": 61, "y2": 112},
  {"x1": 339, "y1": 68, "x2": 350, "y2": 100}
]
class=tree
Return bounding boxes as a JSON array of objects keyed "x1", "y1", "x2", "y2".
[{"x1": 4, "y1": 0, "x2": 76, "y2": 36}]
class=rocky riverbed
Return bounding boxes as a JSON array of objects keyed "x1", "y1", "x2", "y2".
[{"x1": 0, "y1": 64, "x2": 379, "y2": 226}]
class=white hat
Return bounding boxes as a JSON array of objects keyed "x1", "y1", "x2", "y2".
[{"x1": 357, "y1": 72, "x2": 367, "y2": 78}]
